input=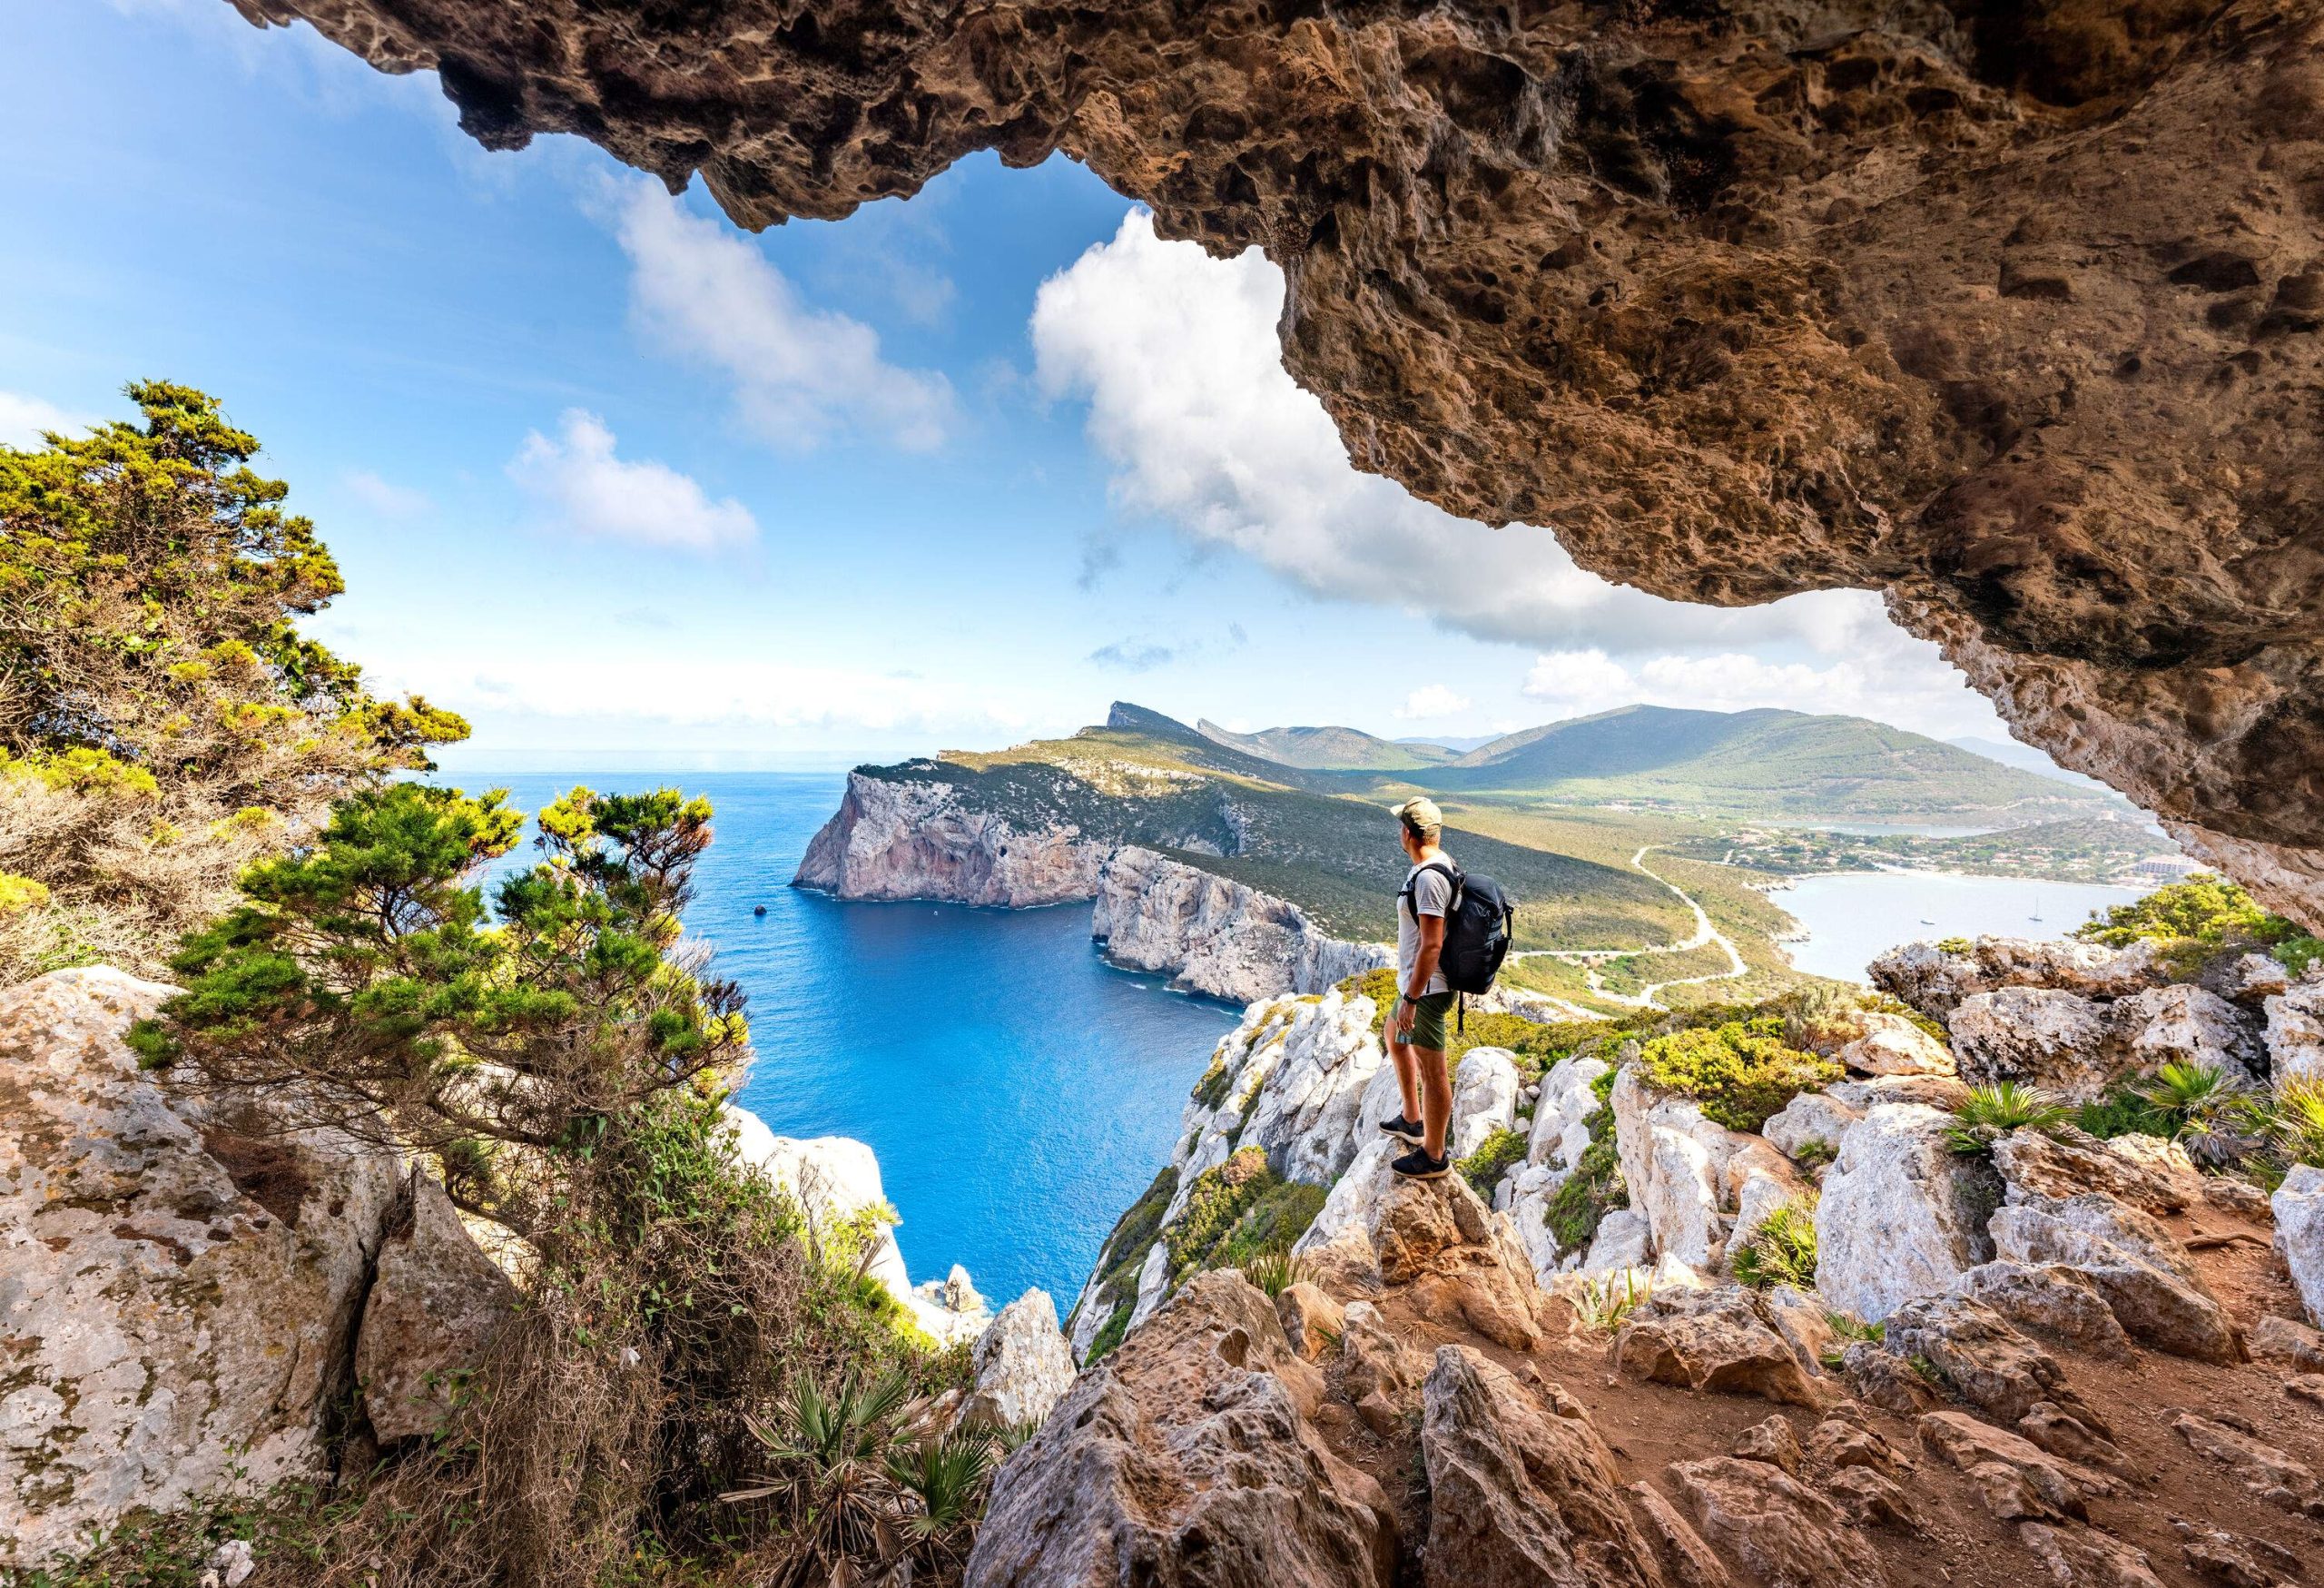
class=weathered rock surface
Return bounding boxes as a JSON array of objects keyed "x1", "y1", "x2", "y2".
[
  {"x1": 1419, "y1": 1346, "x2": 1664, "y2": 1588},
  {"x1": 1947, "y1": 987, "x2": 2119, "y2": 1099},
  {"x1": 1625, "y1": 1480, "x2": 1736, "y2": 1588},
  {"x1": 1614, "y1": 1288, "x2": 1829, "y2": 1410},
  {"x1": 1874, "y1": 941, "x2": 2170, "y2": 1022},
  {"x1": 724, "y1": 1108, "x2": 985, "y2": 1344},
  {"x1": 1760, "y1": 1090, "x2": 1862, "y2": 1163},
  {"x1": 1339, "y1": 1299, "x2": 1426, "y2": 1436},
  {"x1": 2250, "y1": 1312, "x2": 2324, "y2": 1370},
  {"x1": 1837, "y1": 1013, "x2": 1955, "y2": 1079},
  {"x1": 1917, "y1": 1410, "x2": 2119, "y2": 1520},
  {"x1": 231, "y1": 1, "x2": 2324, "y2": 925},
  {"x1": 1813, "y1": 1103, "x2": 1996, "y2": 1323},
  {"x1": 1612, "y1": 1068, "x2": 1751, "y2": 1275},
  {"x1": 793, "y1": 770, "x2": 1105, "y2": 907},
  {"x1": 2018, "y1": 1522, "x2": 2167, "y2": 1588},
  {"x1": 1668, "y1": 1455, "x2": 1887, "y2": 1588},
  {"x1": 1093, "y1": 845, "x2": 1389, "y2": 1002},
  {"x1": 960, "y1": 1289, "x2": 1076, "y2": 1433},
  {"x1": 2273, "y1": 1166, "x2": 2324, "y2": 1328},
  {"x1": 0, "y1": 968, "x2": 399, "y2": 1567},
  {"x1": 355, "y1": 1172, "x2": 517, "y2": 1443},
  {"x1": 1991, "y1": 1193, "x2": 2241, "y2": 1361},
  {"x1": 1992, "y1": 1129, "x2": 2199, "y2": 1217},
  {"x1": 1952, "y1": 1262, "x2": 2132, "y2": 1359},
  {"x1": 2264, "y1": 980, "x2": 2324, "y2": 1087},
  {"x1": 1884, "y1": 1295, "x2": 2091, "y2": 1425},
  {"x1": 1367, "y1": 1173, "x2": 1546, "y2": 1352},
  {"x1": 1275, "y1": 1281, "x2": 1344, "y2": 1363},
  {"x1": 967, "y1": 1270, "x2": 1394, "y2": 1587},
  {"x1": 2169, "y1": 1413, "x2": 2324, "y2": 1519},
  {"x1": 2112, "y1": 984, "x2": 2265, "y2": 1084}
]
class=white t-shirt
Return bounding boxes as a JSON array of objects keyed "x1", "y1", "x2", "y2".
[{"x1": 1397, "y1": 858, "x2": 1454, "y2": 997}]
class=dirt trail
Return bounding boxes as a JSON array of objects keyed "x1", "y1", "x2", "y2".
[{"x1": 1509, "y1": 845, "x2": 1748, "y2": 1011}]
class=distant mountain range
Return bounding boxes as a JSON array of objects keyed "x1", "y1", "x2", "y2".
[
  {"x1": 1945, "y1": 735, "x2": 2112, "y2": 794},
  {"x1": 1198, "y1": 703, "x2": 2118, "y2": 822}
]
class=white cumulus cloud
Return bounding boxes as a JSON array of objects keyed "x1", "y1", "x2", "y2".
[
  {"x1": 1521, "y1": 640, "x2": 1999, "y2": 739},
  {"x1": 343, "y1": 469, "x2": 432, "y2": 518},
  {"x1": 508, "y1": 410, "x2": 758, "y2": 553},
  {"x1": 0, "y1": 391, "x2": 96, "y2": 449},
  {"x1": 612, "y1": 179, "x2": 954, "y2": 453},
  {"x1": 1395, "y1": 685, "x2": 1472, "y2": 721}
]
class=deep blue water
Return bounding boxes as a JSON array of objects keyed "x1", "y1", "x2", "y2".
[{"x1": 467, "y1": 772, "x2": 1236, "y2": 1304}]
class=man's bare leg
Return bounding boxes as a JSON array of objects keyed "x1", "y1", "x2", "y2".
[
  {"x1": 1388, "y1": 1037, "x2": 1422, "y2": 1125},
  {"x1": 1417, "y1": 1044, "x2": 1452, "y2": 1159}
]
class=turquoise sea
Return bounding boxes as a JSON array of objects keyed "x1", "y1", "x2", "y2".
[{"x1": 471, "y1": 772, "x2": 1237, "y2": 1307}]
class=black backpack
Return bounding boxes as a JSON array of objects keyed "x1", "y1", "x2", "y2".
[{"x1": 1401, "y1": 859, "x2": 1516, "y2": 999}]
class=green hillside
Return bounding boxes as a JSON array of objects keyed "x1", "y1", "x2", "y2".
[
  {"x1": 876, "y1": 704, "x2": 1691, "y2": 950},
  {"x1": 1196, "y1": 718, "x2": 1453, "y2": 771},
  {"x1": 1405, "y1": 705, "x2": 2112, "y2": 821}
]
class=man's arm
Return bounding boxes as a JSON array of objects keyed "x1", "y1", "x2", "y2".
[{"x1": 1405, "y1": 914, "x2": 1446, "y2": 1002}]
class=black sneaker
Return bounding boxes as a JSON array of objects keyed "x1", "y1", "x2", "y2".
[
  {"x1": 1390, "y1": 1146, "x2": 1450, "y2": 1180},
  {"x1": 1378, "y1": 1113, "x2": 1423, "y2": 1145}
]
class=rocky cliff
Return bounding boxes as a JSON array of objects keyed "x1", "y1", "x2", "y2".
[
  {"x1": 792, "y1": 769, "x2": 1108, "y2": 908},
  {"x1": 231, "y1": 0, "x2": 2324, "y2": 924},
  {"x1": 1091, "y1": 845, "x2": 1390, "y2": 1003}
]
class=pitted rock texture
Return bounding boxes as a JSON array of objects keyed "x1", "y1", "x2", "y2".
[
  {"x1": 0, "y1": 968, "x2": 399, "y2": 1567},
  {"x1": 227, "y1": 0, "x2": 2324, "y2": 922}
]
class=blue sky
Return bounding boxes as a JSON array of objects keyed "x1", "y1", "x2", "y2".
[{"x1": 2, "y1": 0, "x2": 2024, "y2": 773}]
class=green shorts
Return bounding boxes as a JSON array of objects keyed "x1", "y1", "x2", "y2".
[{"x1": 1393, "y1": 991, "x2": 1455, "y2": 1052}]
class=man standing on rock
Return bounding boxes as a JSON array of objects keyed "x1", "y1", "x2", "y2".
[{"x1": 1382, "y1": 796, "x2": 1456, "y2": 1180}]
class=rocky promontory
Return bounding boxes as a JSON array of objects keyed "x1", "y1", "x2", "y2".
[
  {"x1": 1091, "y1": 846, "x2": 1389, "y2": 1003},
  {"x1": 792, "y1": 769, "x2": 1108, "y2": 909}
]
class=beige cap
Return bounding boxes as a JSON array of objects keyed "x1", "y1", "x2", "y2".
[{"x1": 1388, "y1": 796, "x2": 1443, "y2": 834}]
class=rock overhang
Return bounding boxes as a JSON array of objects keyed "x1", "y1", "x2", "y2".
[{"x1": 224, "y1": 0, "x2": 2324, "y2": 921}]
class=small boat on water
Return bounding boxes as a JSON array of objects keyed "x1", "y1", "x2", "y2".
[{"x1": 1918, "y1": 918, "x2": 1935, "y2": 925}]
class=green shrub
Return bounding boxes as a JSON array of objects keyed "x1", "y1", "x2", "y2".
[
  {"x1": 1636, "y1": 1018, "x2": 1839, "y2": 1132},
  {"x1": 1457, "y1": 1128, "x2": 1529, "y2": 1199},
  {"x1": 1730, "y1": 1200, "x2": 1817, "y2": 1289},
  {"x1": 1791, "y1": 1137, "x2": 1837, "y2": 1171},
  {"x1": 2074, "y1": 873, "x2": 2296, "y2": 950},
  {"x1": 1190, "y1": 1054, "x2": 1234, "y2": 1110},
  {"x1": 1238, "y1": 1247, "x2": 1314, "y2": 1299},
  {"x1": 1068, "y1": 1167, "x2": 1177, "y2": 1336},
  {"x1": 1570, "y1": 1270, "x2": 1652, "y2": 1334},
  {"x1": 2247, "y1": 1080, "x2": 2324, "y2": 1174},
  {"x1": 1542, "y1": 1102, "x2": 1626, "y2": 1253},
  {"x1": 2276, "y1": 935, "x2": 2324, "y2": 977},
  {"x1": 2072, "y1": 1084, "x2": 2171, "y2": 1141},
  {"x1": 1825, "y1": 1313, "x2": 1884, "y2": 1345},
  {"x1": 1946, "y1": 1081, "x2": 2070, "y2": 1156},
  {"x1": 1166, "y1": 1148, "x2": 1276, "y2": 1279},
  {"x1": 1084, "y1": 1303, "x2": 1132, "y2": 1365},
  {"x1": 1935, "y1": 936, "x2": 1974, "y2": 955},
  {"x1": 1214, "y1": 1179, "x2": 1328, "y2": 1271}
]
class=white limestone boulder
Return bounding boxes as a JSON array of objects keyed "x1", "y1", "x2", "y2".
[
  {"x1": 1837, "y1": 1011, "x2": 1954, "y2": 1078},
  {"x1": 1527, "y1": 1055, "x2": 1610, "y2": 1169},
  {"x1": 1582, "y1": 1208, "x2": 1653, "y2": 1274},
  {"x1": 1871, "y1": 936, "x2": 2167, "y2": 1021},
  {"x1": 1946, "y1": 987, "x2": 2119, "y2": 1100},
  {"x1": 1610, "y1": 1067, "x2": 1750, "y2": 1274},
  {"x1": 2266, "y1": 978, "x2": 2324, "y2": 1089},
  {"x1": 1761, "y1": 1090, "x2": 1864, "y2": 1162},
  {"x1": 2110, "y1": 984, "x2": 2262, "y2": 1084},
  {"x1": 2274, "y1": 1166, "x2": 2324, "y2": 1329},
  {"x1": 1446, "y1": 1046, "x2": 1521, "y2": 1160},
  {"x1": 0, "y1": 968, "x2": 401, "y2": 1569},
  {"x1": 1814, "y1": 1103, "x2": 1997, "y2": 1323},
  {"x1": 1990, "y1": 1193, "x2": 2239, "y2": 1361},
  {"x1": 960, "y1": 1289, "x2": 1077, "y2": 1432}
]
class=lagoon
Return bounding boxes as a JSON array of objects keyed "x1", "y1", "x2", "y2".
[{"x1": 1776, "y1": 869, "x2": 2152, "y2": 984}]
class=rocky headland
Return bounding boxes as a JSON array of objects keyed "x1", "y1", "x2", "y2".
[{"x1": 795, "y1": 764, "x2": 1392, "y2": 1002}]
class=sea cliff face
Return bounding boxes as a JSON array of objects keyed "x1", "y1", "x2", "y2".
[
  {"x1": 1092, "y1": 846, "x2": 1390, "y2": 1004},
  {"x1": 793, "y1": 770, "x2": 1108, "y2": 908}
]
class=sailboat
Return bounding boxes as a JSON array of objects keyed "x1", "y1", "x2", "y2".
[{"x1": 2028, "y1": 890, "x2": 2043, "y2": 923}]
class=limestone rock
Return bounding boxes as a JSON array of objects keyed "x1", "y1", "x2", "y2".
[
  {"x1": 1339, "y1": 1299, "x2": 1425, "y2": 1436},
  {"x1": 967, "y1": 1270, "x2": 1393, "y2": 1587},
  {"x1": 1758, "y1": 1285, "x2": 1837, "y2": 1384},
  {"x1": 1839, "y1": 1346, "x2": 1939, "y2": 1417},
  {"x1": 1825, "y1": 1074, "x2": 1971, "y2": 1111},
  {"x1": 2168, "y1": 1413, "x2": 2324, "y2": 1519},
  {"x1": 355, "y1": 1173, "x2": 517, "y2": 1442},
  {"x1": 2018, "y1": 1402, "x2": 2132, "y2": 1476},
  {"x1": 1093, "y1": 846, "x2": 1389, "y2": 1002},
  {"x1": 1668, "y1": 1455, "x2": 1887, "y2": 1588},
  {"x1": 1419, "y1": 1346, "x2": 1664, "y2": 1588},
  {"x1": 1991, "y1": 1194, "x2": 2240, "y2": 1361},
  {"x1": 1952, "y1": 1262, "x2": 2132, "y2": 1359},
  {"x1": 2018, "y1": 1523, "x2": 2167, "y2": 1588},
  {"x1": 1730, "y1": 1415, "x2": 1801, "y2": 1475},
  {"x1": 1367, "y1": 1174, "x2": 1545, "y2": 1351},
  {"x1": 1873, "y1": 940, "x2": 2168, "y2": 1022},
  {"x1": 1813, "y1": 1103, "x2": 1997, "y2": 1323},
  {"x1": 1625, "y1": 1480, "x2": 1736, "y2": 1588},
  {"x1": 793, "y1": 770, "x2": 1103, "y2": 907},
  {"x1": 2263, "y1": 979, "x2": 2324, "y2": 1088},
  {"x1": 0, "y1": 968, "x2": 399, "y2": 1569},
  {"x1": 1819, "y1": 1465, "x2": 1920, "y2": 1533},
  {"x1": 2250, "y1": 1312, "x2": 2324, "y2": 1371},
  {"x1": 1614, "y1": 1289, "x2": 1830, "y2": 1410},
  {"x1": 1885, "y1": 1295, "x2": 2092, "y2": 1426},
  {"x1": 1806, "y1": 1417, "x2": 1910, "y2": 1477},
  {"x1": 1447, "y1": 1046, "x2": 1521, "y2": 1162},
  {"x1": 2223, "y1": 954, "x2": 2293, "y2": 1007},
  {"x1": 1581, "y1": 1208, "x2": 1652, "y2": 1276},
  {"x1": 1837, "y1": 1013, "x2": 1954, "y2": 1079},
  {"x1": 1529, "y1": 1055, "x2": 1611, "y2": 1171},
  {"x1": 1992, "y1": 1129, "x2": 2198, "y2": 1217},
  {"x1": 1917, "y1": 1410, "x2": 2118, "y2": 1519},
  {"x1": 2273, "y1": 1165, "x2": 2324, "y2": 1327},
  {"x1": 2172, "y1": 1522, "x2": 2304, "y2": 1588},
  {"x1": 1947, "y1": 988, "x2": 2119, "y2": 1100},
  {"x1": 2111, "y1": 984, "x2": 2264, "y2": 1085},
  {"x1": 1760, "y1": 1091, "x2": 1863, "y2": 1163},
  {"x1": 1275, "y1": 1281, "x2": 1344, "y2": 1363},
  {"x1": 1612, "y1": 1067, "x2": 1750, "y2": 1273},
  {"x1": 960, "y1": 1289, "x2": 1076, "y2": 1433}
]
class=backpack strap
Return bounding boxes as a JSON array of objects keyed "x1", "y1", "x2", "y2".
[{"x1": 1398, "y1": 858, "x2": 1465, "y2": 910}]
